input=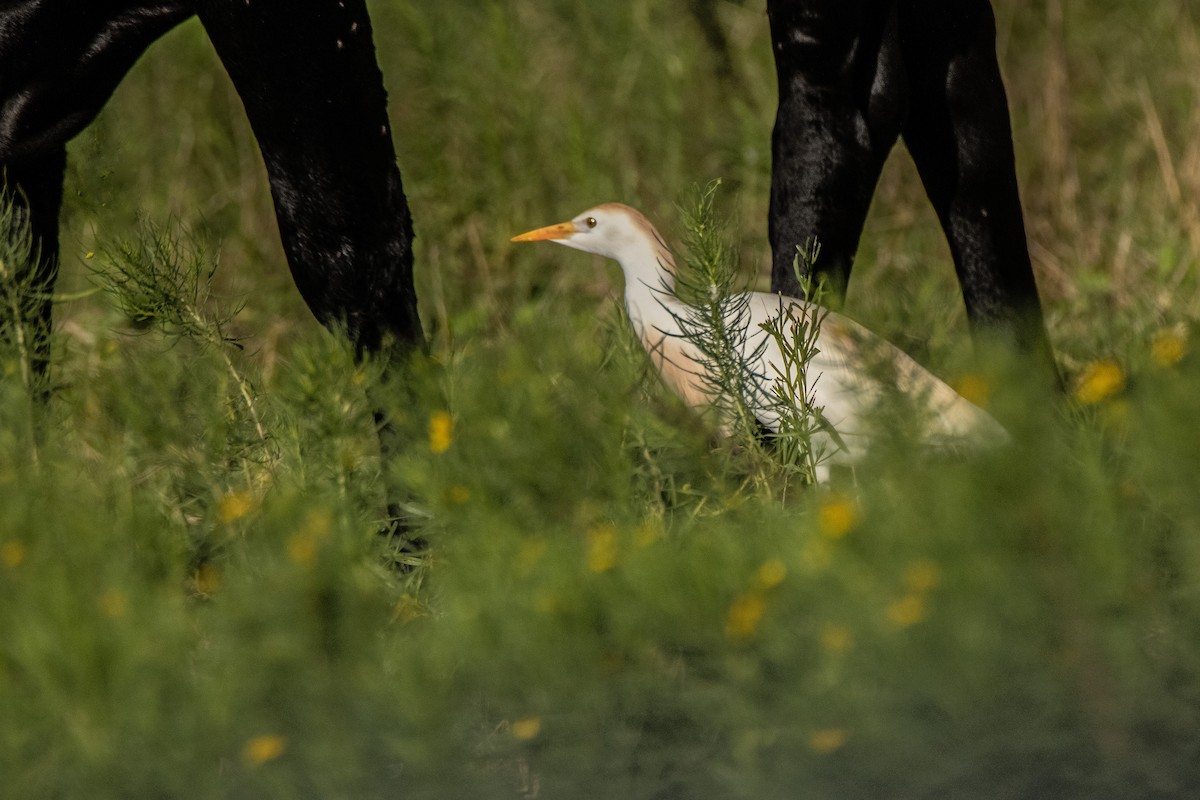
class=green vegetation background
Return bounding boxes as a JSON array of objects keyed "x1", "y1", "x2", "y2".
[{"x1": 3, "y1": 0, "x2": 1200, "y2": 796}]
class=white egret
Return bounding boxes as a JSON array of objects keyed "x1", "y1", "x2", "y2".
[{"x1": 512, "y1": 203, "x2": 1007, "y2": 478}]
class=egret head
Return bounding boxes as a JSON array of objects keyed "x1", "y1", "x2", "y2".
[{"x1": 511, "y1": 203, "x2": 658, "y2": 261}]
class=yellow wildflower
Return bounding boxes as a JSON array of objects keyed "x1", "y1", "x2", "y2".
[
  {"x1": 243, "y1": 734, "x2": 287, "y2": 766},
  {"x1": 1073, "y1": 360, "x2": 1124, "y2": 405},
  {"x1": 819, "y1": 624, "x2": 853, "y2": 655},
  {"x1": 807, "y1": 728, "x2": 848, "y2": 754},
  {"x1": 754, "y1": 559, "x2": 788, "y2": 590},
  {"x1": 447, "y1": 485, "x2": 471, "y2": 504},
  {"x1": 216, "y1": 490, "x2": 255, "y2": 524},
  {"x1": 429, "y1": 411, "x2": 453, "y2": 453},
  {"x1": 287, "y1": 533, "x2": 318, "y2": 566},
  {"x1": 903, "y1": 560, "x2": 941, "y2": 593},
  {"x1": 511, "y1": 717, "x2": 541, "y2": 740},
  {"x1": 586, "y1": 524, "x2": 618, "y2": 573},
  {"x1": 1151, "y1": 328, "x2": 1187, "y2": 368},
  {"x1": 725, "y1": 591, "x2": 767, "y2": 641},
  {"x1": 953, "y1": 373, "x2": 992, "y2": 408},
  {"x1": 726, "y1": 560, "x2": 788, "y2": 640},
  {"x1": 287, "y1": 508, "x2": 333, "y2": 566},
  {"x1": 886, "y1": 594, "x2": 926, "y2": 627},
  {"x1": 1, "y1": 540, "x2": 25, "y2": 568},
  {"x1": 635, "y1": 519, "x2": 663, "y2": 548},
  {"x1": 98, "y1": 588, "x2": 128, "y2": 619},
  {"x1": 818, "y1": 493, "x2": 859, "y2": 540},
  {"x1": 190, "y1": 564, "x2": 222, "y2": 597}
]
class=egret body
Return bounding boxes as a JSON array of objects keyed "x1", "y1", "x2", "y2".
[{"x1": 512, "y1": 203, "x2": 1006, "y2": 475}]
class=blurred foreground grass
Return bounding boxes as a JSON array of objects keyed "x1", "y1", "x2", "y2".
[{"x1": 4, "y1": 0, "x2": 1200, "y2": 796}]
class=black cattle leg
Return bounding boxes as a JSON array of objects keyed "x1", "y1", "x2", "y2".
[
  {"x1": 0, "y1": 1, "x2": 192, "y2": 407},
  {"x1": 898, "y1": 0, "x2": 1057, "y2": 374},
  {"x1": 767, "y1": 0, "x2": 905, "y2": 300},
  {"x1": 195, "y1": 1, "x2": 426, "y2": 551}
]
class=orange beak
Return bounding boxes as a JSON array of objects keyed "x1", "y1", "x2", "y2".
[{"x1": 510, "y1": 220, "x2": 578, "y2": 243}]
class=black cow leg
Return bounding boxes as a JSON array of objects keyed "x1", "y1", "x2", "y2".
[
  {"x1": 767, "y1": 0, "x2": 905, "y2": 300},
  {"x1": 1, "y1": 1, "x2": 192, "y2": 406},
  {"x1": 196, "y1": 1, "x2": 426, "y2": 550},
  {"x1": 898, "y1": 0, "x2": 1057, "y2": 373}
]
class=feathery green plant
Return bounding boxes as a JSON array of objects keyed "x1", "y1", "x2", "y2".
[
  {"x1": 669, "y1": 183, "x2": 838, "y2": 489},
  {"x1": 668, "y1": 181, "x2": 769, "y2": 453},
  {"x1": 85, "y1": 219, "x2": 282, "y2": 570},
  {"x1": 759, "y1": 240, "x2": 842, "y2": 486},
  {"x1": 0, "y1": 189, "x2": 53, "y2": 460},
  {"x1": 92, "y1": 218, "x2": 270, "y2": 447},
  {"x1": 0, "y1": 196, "x2": 38, "y2": 390}
]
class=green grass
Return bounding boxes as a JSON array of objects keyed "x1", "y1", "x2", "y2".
[{"x1": 4, "y1": 0, "x2": 1200, "y2": 796}]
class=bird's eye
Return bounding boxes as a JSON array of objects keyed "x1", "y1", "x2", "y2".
[{"x1": 585, "y1": 217, "x2": 597, "y2": 229}]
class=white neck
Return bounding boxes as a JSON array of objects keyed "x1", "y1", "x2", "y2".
[{"x1": 614, "y1": 226, "x2": 683, "y2": 334}]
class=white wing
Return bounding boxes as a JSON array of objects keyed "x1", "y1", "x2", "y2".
[
  {"x1": 741, "y1": 293, "x2": 1008, "y2": 460},
  {"x1": 635, "y1": 290, "x2": 1007, "y2": 466}
]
